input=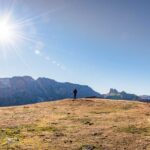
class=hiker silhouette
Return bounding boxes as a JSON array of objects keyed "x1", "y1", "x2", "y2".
[{"x1": 73, "y1": 89, "x2": 78, "y2": 99}]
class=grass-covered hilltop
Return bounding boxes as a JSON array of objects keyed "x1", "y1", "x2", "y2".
[{"x1": 0, "y1": 98, "x2": 150, "y2": 150}]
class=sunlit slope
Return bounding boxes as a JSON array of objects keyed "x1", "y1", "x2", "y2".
[{"x1": 0, "y1": 98, "x2": 150, "y2": 150}]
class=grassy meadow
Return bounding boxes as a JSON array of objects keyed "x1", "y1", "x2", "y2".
[{"x1": 0, "y1": 98, "x2": 150, "y2": 150}]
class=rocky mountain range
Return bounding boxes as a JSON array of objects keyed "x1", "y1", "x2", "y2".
[
  {"x1": 103, "y1": 88, "x2": 140, "y2": 100},
  {"x1": 0, "y1": 76, "x2": 149, "y2": 106},
  {"x1": 0, "y1": 76, "x2": 101, "y2": 106}
]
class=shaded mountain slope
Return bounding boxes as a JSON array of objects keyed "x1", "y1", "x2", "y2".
[{"x1": 0, "y1": 76, "x2": 101, "y2": 106}]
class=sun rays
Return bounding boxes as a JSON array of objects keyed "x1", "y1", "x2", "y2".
[
  {"x1": 0, "y1": 2, "x2": 66, "y2": 72},
  {"x1": 0, "y1": 9, "x2": 49, "y2": 58},
  {"x1": 0, "y1": 19, "x2": 14, "y2": 43}
]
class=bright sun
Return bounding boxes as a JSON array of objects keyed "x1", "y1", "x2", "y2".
[
  {"x1": 0, "y1": 12, "x2": 42, "y2": 54},
  {"x1": 0, "y1": 19, "x2": 16, "y2": 44}
]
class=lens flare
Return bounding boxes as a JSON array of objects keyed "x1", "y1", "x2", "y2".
[{"x1": 0, "y1": 19, "x2": 16, "y2": 43}]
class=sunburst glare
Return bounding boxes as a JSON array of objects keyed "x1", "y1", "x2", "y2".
[
  {"x1": 0, "y1": 17, "x2": 16, "y2": 44},
  {"x1": 0, "y1": 10, "x2": 47, "y2": 57}
]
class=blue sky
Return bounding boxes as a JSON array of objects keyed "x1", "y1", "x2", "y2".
[{"x1": 0, "y1": 0, "x2": 150, "y2": 95}]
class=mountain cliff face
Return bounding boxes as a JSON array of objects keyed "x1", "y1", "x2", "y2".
[
  {"x1": 0, "y1": 76, "x2": 101, "y2": 106},
  {"x1": 104, "y1": 88, "x2": 139, "y2": 100}
]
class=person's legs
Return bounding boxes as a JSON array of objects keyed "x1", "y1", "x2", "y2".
[{"x1": 74, "y1": 93, "x2": 76, "y2": 99}]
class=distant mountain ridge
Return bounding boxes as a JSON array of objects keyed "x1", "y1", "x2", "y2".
[
  {"x1": 103, "y1": 88, "x2": 140, "y2": 100},
  {"x1": 0, "y1": 76, "x2": 149, "y2": 106},
  {"x1": 139, "y1": 95, "x2": 150, "y2": 101},
  {"x1": 0, "y1": 76, "x2": 101, "y2": 106}
]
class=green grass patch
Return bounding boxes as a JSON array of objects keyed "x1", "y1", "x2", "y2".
[
  {"x1": 0, "y1": 124, "x2": 58, "y2": 141},
  {"x1": 0, "y1": 126, "x2": 21, "y2": 139},
  {"x1": 117, "y1": 125, "x2": 150, "y2": 135},
  {"x1": 26, "y1": 125, "x2": 58, "y2": 133}
]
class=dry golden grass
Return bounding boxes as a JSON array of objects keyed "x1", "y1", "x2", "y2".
[{"x1": 0, "y1": 98, "x2": 150, "y2": 150}]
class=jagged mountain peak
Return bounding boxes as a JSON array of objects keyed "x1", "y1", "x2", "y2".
[
  {"x1": 109, "y1": 88, "x2": 119, "y2": 94},
  {"x1": 105, "y1": 88, "x2": 139, "y2": 100}
]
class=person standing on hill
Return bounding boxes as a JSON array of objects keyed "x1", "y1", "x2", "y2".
[{"x1": 73, "y1": 89, "x2": 78, "y2": 99}]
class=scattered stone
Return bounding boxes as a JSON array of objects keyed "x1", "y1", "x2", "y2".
[
  {"x1": 27, "y1": 128, "x2": 35, "y2": 132},
  {"x1": 64, "y1": 140, "x2": 73, "y2": 143},
  {"x1": 54, "y1": 132, "x2": 64, "y2": 137},
  {"x1": 6, "y1": 137, "x2": 19, "y2": 144},
  {"x1": 1, "y1": 129, "x2": 5, "y2": 132},
  {"x1": 51, "y1": 122, "x2": 58, "y2": 125},
  {"x1": 84, "y1": 121, "x2": 94, "y2": 125},
  {"x1": 92, "y1": 132, "x2": 102, "y2": 136},
  {"x1": 14, "y1": 137, "x2": 19, "y2": 141},
  {"x1": 80, "y1": 145, "x2": 95, "y2": 150},
  {"x1": 7, "y1": 138, "x2": 13, "y2": 144},
  {"x1": 39, "y1": 134, "x2": 45, "y2": 137}
]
